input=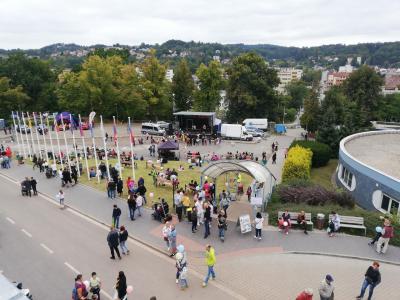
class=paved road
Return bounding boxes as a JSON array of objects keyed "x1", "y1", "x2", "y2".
[{"x1": 0, "y1": 176, "x2": 242, "y2": 300}]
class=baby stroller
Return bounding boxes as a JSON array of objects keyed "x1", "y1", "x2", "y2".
[
  {"x1": 21, "y1": 182, "x2": 31, "y2": 196},
  {"x1": 45, "y1": 167, "x2": 53, "y2": 179},
  {"x1": 152, "y1": 202, "x2": 172, "y2": 223}
]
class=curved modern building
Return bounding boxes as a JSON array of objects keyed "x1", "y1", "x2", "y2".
[{"x1": 336, "y1": 130, "x2": 400, "y2": 214}]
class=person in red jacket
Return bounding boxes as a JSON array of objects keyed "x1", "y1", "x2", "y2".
[
  {"x1": 296, "y1": 288, "x2": 313, "y2": 300},
  {"x1": 376, "y1": 218, "x2": 394, "y2": 254}
]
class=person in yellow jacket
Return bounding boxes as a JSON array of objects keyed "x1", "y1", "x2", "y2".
[{"x1": 202, "y1": 244, "x2": 216, "y2": 287}]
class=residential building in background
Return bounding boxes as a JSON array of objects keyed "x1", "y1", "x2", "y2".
[
  {"x1": 382, "y1": 73, "x2": 400, "y2": 95},
  {"x1": 275, "y1": 67, "x2": 303, "y2": 93},
  {"x1": 165, "y1": 69, "x2": 174, "y2": 82}
]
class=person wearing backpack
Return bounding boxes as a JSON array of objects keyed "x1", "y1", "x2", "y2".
[{"x1": 72, "y1": 274, "x2": 88, "y2": 300}]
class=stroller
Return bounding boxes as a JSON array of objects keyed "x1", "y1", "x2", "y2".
[
  {"x1": 45, "y1": 167, "x2": 53, "y2": 179},
  {"x1": 152, "y1": 201, "x2": 172, "y2": 223},
  {"x1": 21, "y1": 182, "x2": 31, "y2": 196}
]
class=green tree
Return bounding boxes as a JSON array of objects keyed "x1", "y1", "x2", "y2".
[
  {"x1": 193, "y1": 61, "x2": 224, "y2": 111},
  {"x1": 226, "y1": 52, "x2": 279, "y2": 122},
  {"x1": 0, "y1": 52, "x2": 57, "y2": 111},
  {"x1": 88, "y1": 48, "x2": 130, "y2": 63},
  {"x1": 140, "y1": 51, "x2": 172, "y2": 119},
  {"x1": 316, "y1": 107, "x2": 341, "y2": 155},
  {"x1": 0, "y1": 77, "x2": 30, "y2": 118},
  {"x1": 343, "y1": 65, "x2": 383, "y2": 123},
  {"x1": 285, "y1": 80, "x2": 310, "y2": 110},
  {"x1": 300, "y1": 90, "x2": 320, "y2": 132},
  {"x1": 377, "y1": 94, "x2": 400, "y2": 122},
  {"x1": 172, "y1": 59, "x2": 195, "y2": 111},
  {"x1": 321, "y1": 86, "x2": 347, "y2": 124}
]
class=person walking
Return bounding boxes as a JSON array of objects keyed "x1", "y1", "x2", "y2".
[
  {"x1": 203, "y1": 203, "x2": 212, "y2": 239},
  {"x1": 356, "y1": 261, "x2": 381, "y2": 300},
  {"x1": 135, "y1": 194, "x2": 143, "y2": 217},
  {"x1": 174, "y1": 191, "x2": 183, "y2": 222},
  {"x1": 318, "y1": 274, "x2": 334, "y2": 300},
  {"x1": 254, "y1": 212, "x2": 264, "y2": 240},
  {"x1": 56, "y1": 190, "x2": 65, "y2": 208},
  {"x1": 272, "y1": 151, "x2": 277, "y2": 164},
  {"x1": 127, "y1": 193, "x2": 136, "y2": 221},
  {"x1": 114, "y1": 271, "x2": 127, "y2": 300},
  {"x1": 217, "y1": 211, "x2": 227, "y2": 242},
  {"x1": 117, "y1": 177, "x2": 123, "y2": 197},
  {"x1": 296, "y1": 288, "x2": 314, "y2": 300},
  {"x1": 119, "y1": 226, "x2": 130, "y2": 255},
  {"x1": 175, "y1": 252, "x2": 188, "y2": 290},
  {"x1": 376, "y1": 218, "x2": 394, "y2": 254},
  {"x1": 30, "y1": 177, "x2": 38, "y2": 196},
  {"x1": 162, "y1": 221, "x2": 171, "y2": 250},
  {"x1": 168, "y1": 224, "x2": 177, "y2": 257},
  {"x1": 191, "y1": 206, "x2": 198, "y2": 233},
  {"x1": 89, "y1": 272, "x2": 102, "y2": 300},
  {"x1": 202, "y1": 244, "x2": 216, "y2": 287},
  {"x1": 112, "y1": 204, "x2": 122, "y2": 229},
  {"x1": 107, "y1": 226, "x2": 121, "y2": 260},
  {"x1": 220, "y1": 191, "x2": 230, "y2": 218}
]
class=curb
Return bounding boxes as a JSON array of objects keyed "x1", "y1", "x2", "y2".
[{"x1": 286, "y1": 251, "x2": 400, "y2": 266}]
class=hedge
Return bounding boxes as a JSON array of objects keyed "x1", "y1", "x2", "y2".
[
  {"x1": 282, "y1": 145, "x2": 312, "y2": 183},
  {"x1": 290, "y1": 140, "x2": 331, "y2": 168}
]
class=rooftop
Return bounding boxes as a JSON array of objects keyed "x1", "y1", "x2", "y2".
[
  {"x1": 173, "y1": 111, "x2": 215, "y2": 116},
  {"x1": 344, "y1": 131, "x2": 400, "y2": 181}
]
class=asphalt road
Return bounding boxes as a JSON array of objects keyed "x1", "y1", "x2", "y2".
[{"x1": 0, "y1": 175, "x2": 240, "y2": 300}]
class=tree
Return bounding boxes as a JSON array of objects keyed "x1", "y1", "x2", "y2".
[
  {"x1": 300, "y1": 90, "x2": 320, "y2": 132},
  {"x1": 140, "y1": 51, "x2": 172, "y2": 119},
  {"x1": 377, "y1": 94, "x2": 400, "y2": 122},
  {"x1": 321, "y1": 86, "x2": 347, "y2": 124},
  {"x1": 343, "y1": 65, "x2": 383, "y2": 123},
  {"x1": 0, "y1": 52, "x2": 57, "y2": 111},
  {"x1": 0, "y1": 77, "x2": 30, "y2": 118},
  {"x1": 172, "y1": 59, "x2": 195, "y2": 111},
  {"x1": 88, "y1": 48, "x2": 131, "y2": 64},
  {"x1": 225, "y1": 52, "x2": 279, "y2": 122},
  {"x1": 285, "y1": 80, "x2": 310, "y2": 110},
  {"x1": 193, "y1": 61, "x2": 224, "y2": 112},
  {"x1": 316, "y1": 107, "x2": 341, "y2": 155}
]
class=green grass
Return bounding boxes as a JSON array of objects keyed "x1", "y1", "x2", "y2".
[{"x1": 310, "y1": 159, "x2": 338, "y2": 190}]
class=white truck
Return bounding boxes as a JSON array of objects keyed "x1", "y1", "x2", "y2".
[
  {"x1": 242, "y1": 118, "x2": 268, "y2": 131},
  {"x1": 220, "y1": 124, "x2": 253, "y2": 141}
]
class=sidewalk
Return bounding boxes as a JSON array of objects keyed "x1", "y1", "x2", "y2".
[{"x1": 2, "y1": 163, "x2": 399, "y2": 266}]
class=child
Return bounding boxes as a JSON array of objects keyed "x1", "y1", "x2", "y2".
[
  {"x1": 369, "y1": 226, "x2": 382, "y2": 246},
  {"x1": 191, "y1": 206, "x2": 198, "y2": 233},
  {"x1": 175, "y1": 252, "x2": 188, "y2": 290}
]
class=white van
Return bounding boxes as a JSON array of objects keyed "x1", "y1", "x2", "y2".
[
  {"x1": 242, "y1": 118, "x2": 268, "y2": 131},
  {"x1": 141, "y1": 122, "x2": 166, "y2": 136}
]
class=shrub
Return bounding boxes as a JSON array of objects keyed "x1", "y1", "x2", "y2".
[
  {"x1": 290, "y1": 140, "x2": 331, "y2": 168},
  {"x1": 282, "y1": 145, "x2": 312, "y2": 182}
]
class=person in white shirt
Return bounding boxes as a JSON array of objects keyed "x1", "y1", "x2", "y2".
[
  {"x1": 254, "y1": 212, "x2": 264, "y2": 240},
  {"x1": 56, "y1": 190, "x2": 65, "y2": 208},
  {"x1": 162, "y1": 221, "x2": 171, "y2": 250},
  {"x1": 195, "y1": 198, "x2": 204, "y2": 226},
  {"x1": 136, "y1": 194, "x2": 143, "y2": 217}
]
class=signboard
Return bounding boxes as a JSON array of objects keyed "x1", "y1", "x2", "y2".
[
  {"x1": 250, "y1": 196, "x2": 263, "y2": 206},
  {"x1": 237, "y1": 214, "x2": 252, "y2": 234}
]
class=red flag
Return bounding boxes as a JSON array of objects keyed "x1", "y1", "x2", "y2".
[{"x1": 113, "y1": 120, "x2": 118, "y2": 146}]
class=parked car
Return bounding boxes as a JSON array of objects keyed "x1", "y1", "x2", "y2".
[
  {"x1": 245, "y1": 126, "x2": 264, "y2": 137},
  {"x1": 16, "y1": 125, "x2": 30, "y2": 134},
  {"x1": 141, "y1": 122, "x2": 166, "y2": 136}
]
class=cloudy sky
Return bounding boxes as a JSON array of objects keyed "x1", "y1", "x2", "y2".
[{"x1": 1, "y1": 0, "x2": 399, "y2": 49}]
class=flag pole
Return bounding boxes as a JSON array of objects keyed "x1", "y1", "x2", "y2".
[
  {"x1": 100, "y1": 115, "x2": 110, "y2": 179},
  {"x1": 39, "y1": 113, "x2": 49, "y2": 163},
  {"x1": 78, "y1": 114, "x2": 90, "y2": 180},
  {"x1": 128, "y1": 117, "x2": 136, "y2": 181},
  {"x1": 54, "y1": 113, "x2": 64, "y2": 169},
  {"x1": 90, "y1": 119, "x2": 100, "y2": 183},
  {"x1": 60, "y1": 116, "x2": 72, "y2": 172},
  {"x1": 11, "y1": 111, "x2": 21, "y2": 157},
  {"x1": 16, "y1": 113, "x2": 26, "y2": 159},
  {"x1": 27, "y1": 112, "x2": 37, "y2": 158},
  {"x1": 69, "y1": 114, "x2": 80, "y2": 177},
  {"x1": 32, "y1": 112, "x2": 42, "y2": 159},
  {"x1": 21, "y1": 112, "x2": 32, "y2": 160},
  {"x1": 47, "y1": 114, "x2": 56, "y2": 165},
  {"x1": 113, "y1": 116, "x2": 123, "y2": 180}
]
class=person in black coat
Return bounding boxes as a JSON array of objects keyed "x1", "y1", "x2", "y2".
[
  {"x1": 117, "y1": 178, "x2": 123, "y2": 197},
  {"x1": 356, "y1": 261, "x2": 381, "y2": 300},
  {"x1": 22, "y1": 177, "x2": 32, "y2": 197},
  {"x1": 115, "y1": 271, "x2": 127, "y2": 299},
  {"x1": 112, "y1": 204, "x2": 122, "y2": 229},
  {"x1": 127, "y1": 193, "x2": 136, "y2": 221},
  {"x1": 107, "y1": 227, "x2": 121, "y2": 260}
]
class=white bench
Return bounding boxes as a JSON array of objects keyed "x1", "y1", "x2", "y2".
[
  {"x1": 329, "y1": 214, "x2": 366, "y2": 236},
  {"x1": 278, "y1": 211, "x2": 313, "y2": 230}
]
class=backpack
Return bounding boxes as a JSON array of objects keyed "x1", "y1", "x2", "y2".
[{"x1": 71, "y1": 287, "x2": 78, "y2": 300}]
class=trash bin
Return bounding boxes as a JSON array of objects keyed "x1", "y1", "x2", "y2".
[{"x1": 316, "y1": 213, "x2": 325, "y2": 230}]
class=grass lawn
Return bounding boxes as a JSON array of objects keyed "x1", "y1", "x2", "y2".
[
  {"x1": 78, "y1": 158, "x2": 253, "y2": 208},
  {"x1": 310, "y1": 159, "x2": 338, "y2": 190}
]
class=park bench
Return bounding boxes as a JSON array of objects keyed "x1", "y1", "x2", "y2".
[
  {"x1": 328, "y1": 214, "x2": 366, "y2": 236},
  {"x1": 278, "y1": 211, "x2": 314, "y2": 230}
]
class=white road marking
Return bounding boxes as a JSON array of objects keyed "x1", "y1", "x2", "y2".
[
  {"x1": 6, "y1": 217, "x2": 15, "y2": 224},
  {"x1": 64, "y1": 262, "x2": 80, "y2": 275},
  {"x1": 100, "y1": 289, "x2": 113, "y2": 300},
  {"x1": 40, "y1": 243, "x2": 54, "y2": 254},
  {"x1": 21, "y1": 228, "x2": 32, "y2": 238}
]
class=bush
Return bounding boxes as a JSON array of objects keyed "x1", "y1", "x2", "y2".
[
  {"x1": 276, "y1": 184, "x2": 355, "y2": 208},
  {"x1": 282, "y1": 145, "x2": 312, "y2": 182},
  {"x1": 290, "y1": 140, "x2": 331, "y2": 168}
]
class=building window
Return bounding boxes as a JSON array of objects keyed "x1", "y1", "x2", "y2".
[
  {"x1": 381, "y1": 194, "x2": 400, "y2": 215},
  {"x1": 340, "y1": 166, "x2": 353, "y2": 189}
]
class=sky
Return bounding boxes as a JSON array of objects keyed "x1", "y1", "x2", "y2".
[{"x1": 1, "y1": 0, "x2": 400, "y2": 49}]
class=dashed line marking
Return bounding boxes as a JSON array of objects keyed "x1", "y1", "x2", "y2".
[
  {"x1": 21, "y1": 228, "x2": 32, "y2": 238},
  {"x1": 6, "y1": 217, "x2": 15, "y2": 224},
  {"x1": 40, "y1": 243, "x2": 54, "y2": 254},
  {"x1": 64, "y1": 262, "x2": 80, "y2": 275}
]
